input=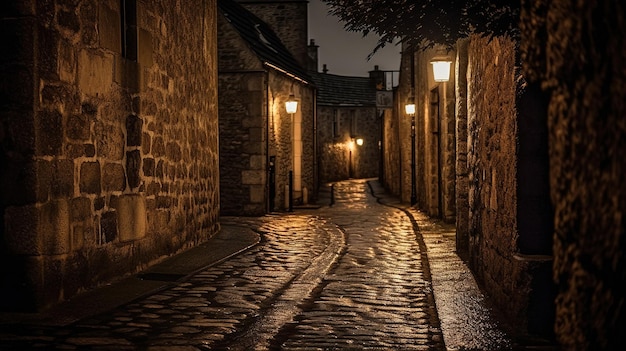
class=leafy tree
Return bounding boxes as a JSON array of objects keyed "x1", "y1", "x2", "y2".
[{"x1": 321, "y1": 0, "x2": 520, "y2": 53}]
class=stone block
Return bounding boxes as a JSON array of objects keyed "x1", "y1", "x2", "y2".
[
  {"x1": 67, "y1": 113, "x2": 91, "y2": 140},
  {"x1": 250, "y1": 155, "x2": 264, "y2": 170},
  {"x1": 101, "y1": 210, "x2": 117, "y2": 243},
  {"x1": 80, "y1": 161, "x2": 101, "y2": 194},
  {"x1": 39, "y1": 200, "x2": 70, "y2": 255},
  {"x1": 57, "y1": 7, "x2": 79, "y2": 33},
  {"x1": 242, "y1": 170, "x2": 264, "y2": 185},
  {"x1": 126, "y1": 114, "x2": 143, "y2": 146},
  {"x1": 79, "y1": 1, "x2": 97, "y2": 46},
  {"x1": 95, "y1": 122, "x2": 124, "y2": 160},
  {"x1": 166, "y1": 142, "x2": 182, "y2": 161},
  {"x1": 126, "y1": 150, "x2": 141, "y2": 189},
  {"x1": 51, "y1": 159, "x2": 74, "y2": 198},
  {"x1": 58, "y1": 39, "x2": 75, "y2": 83},
  {"x1": 78, "y1": 50, "x2": 113, "y2": 97},
  {"x1": 152, "y1": 136, "x2": 165, "y2": 157},
  {"x1": 70, "y1": 197, "x2": 92, "y2": 222},
  {"x1": 102, "y1": 162, "x2": 126, "y2": 191},
  {"x1": 143, "y1": 157, "x2": 155, "y2": 176},
  {"x1": 113, "y1": 194, "x2": 146, "y2": 242},
  {"x1": 98, "y1": 3, "x2": 121, "y2": 53},
  {"x1": 249, "y1": 185, "x2": 264, "y2": 203},
  {"x1": 138, "y1": 28, "x2": 153, "y2": 67},
  {"x1": 142, "y1": 132, "x2": 151, "y2": 154}
]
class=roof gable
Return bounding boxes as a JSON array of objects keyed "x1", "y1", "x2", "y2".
[{"x1": 218, "y1": 0, "x2": 311, "y2": 83}]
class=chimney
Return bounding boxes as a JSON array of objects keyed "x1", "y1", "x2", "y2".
[
  {"x1": 322, "y1": 64, "x2": 328, "y2": 74},
  {"x1": 307, "y1": 39, "x2": 319, "y2": 72}
]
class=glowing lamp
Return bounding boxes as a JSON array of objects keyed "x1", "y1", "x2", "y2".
[
  {"x1": 431, "y1": 59, "x2": 452, "y2": 82},
  {"x1": 405, "y1": 96, "x2": 416, "y2": 115},
  {"x1": 356, "y1": 138, "x2": 364, "y2": 146},
  {"x1": 285, "y1": 94, "x2": 298, "y2": 114}
]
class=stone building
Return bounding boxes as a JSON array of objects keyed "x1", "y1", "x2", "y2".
[
  {"x1": 385, "y1": 0, "x2": 625, "y2": 346},
  {"x1": 386, "y1": 39, "x2": 554, "y2": 339},
  {"x1": 0, "y1": 0, "x2": 220, "y2": 312},
  {"x1": 217, "y1": 0, "x2": 315, "y2": 214},
  {"x1": 311, "y1": 64, "x2": 381, "y2": 184}
]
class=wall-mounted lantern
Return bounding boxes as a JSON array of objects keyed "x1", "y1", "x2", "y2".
[
  {"x1": 355, "y1": 137, "x2": 364, "y2": 146},
  {"x1": 430, "y1": 58, "x2": 452, "y2": 82},
  {"x1": 405, "y1": 95, "x2": 416, "y2": 115},
  {"x1": 285, "y1": 93, "x2": 298, "y2": 114}
]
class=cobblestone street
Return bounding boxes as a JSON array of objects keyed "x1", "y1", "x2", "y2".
[{"x1": 0, "y1": 179, "x2": 509, "y2": 350}]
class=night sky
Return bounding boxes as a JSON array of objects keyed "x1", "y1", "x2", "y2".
[{"x1": 307, "y1": 0, "x2": 401, "y2": 77}]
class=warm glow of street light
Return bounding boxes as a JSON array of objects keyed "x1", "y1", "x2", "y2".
[
  {"x1": 356, "y1": 138, "x2": 363, "y2": 146},
  {"x1": 405, "y1": 103, "x2": 415, "y2": 115},
  {"x1": 431, "y1": 59, "x2": 452, "y2": 82},
  {"x1": 285, "y1": 93, "x2": 298, "y2": 114},
  {"x1": 405, "y1": 95, "x2": 415, "y2": 115}
]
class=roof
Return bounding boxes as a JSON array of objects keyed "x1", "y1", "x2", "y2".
[
  {"x1": 310, "y1": 72, "x2": 377, "y2": 107},
  {"x1": 218, "y1": 0, "x2": 312, "y2": 84}
]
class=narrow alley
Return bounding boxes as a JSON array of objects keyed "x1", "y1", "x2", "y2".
[{"x1": 0, "y1": 179, "x2": 520, "y2": 351}]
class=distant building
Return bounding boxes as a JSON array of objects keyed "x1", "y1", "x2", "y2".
[{"x1": 310, "y1": 43, "x2": 395, "y2": 184}]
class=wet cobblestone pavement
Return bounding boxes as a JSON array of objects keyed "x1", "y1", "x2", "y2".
[{"x1": 0, "y1": 179, "x2": 510, "y2": 350}]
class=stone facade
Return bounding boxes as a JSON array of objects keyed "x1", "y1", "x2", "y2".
[
  {"x1": 217, "y1": 0, "x2": 315, "y2": 214},
  {"x1": 316, "y1": 106, "x2": 380, "y2": 184},
  {"x1": 521, "y1": 0, "x2": 626, "y2": 348},
  {"x1": 465, "y1": 35, "x2": 554, "y2": 336},
  {"x1": 0, "y1": 0, "x2": 220, "y2": 312},
  {"x1": 389, "y1": 44, "x2": 457, "y2": 221},
  {"x1": 383, "y1": 37, "x2": 556, "y2": 337}
]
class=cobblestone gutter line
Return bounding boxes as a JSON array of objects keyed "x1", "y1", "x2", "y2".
[
  {"x1": 219, "y1": 218, "x2": 347, "y2": 350},
  {"x1": 367, "y1": 180, "x2": 514, "y2": 351}
]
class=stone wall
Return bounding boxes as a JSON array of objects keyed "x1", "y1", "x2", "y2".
[
  {"x1": 466, "y1": 34, "x2": 537, "y2": 332},
  {"x1": 267, "y1": 74, "x2": 315, "y2": 209},
  {"x1": 0, "y1": 0, "x2": 220, "y2": 311},
  {"x1": 218, "y1": 72, "x2": 267, "y2": 215},
  {"x1": 521, "y1": 0, "x2": 626, "y2": 348},
  {"x1": 380, "y1": 107, "x2": 401, "y2": 195}
]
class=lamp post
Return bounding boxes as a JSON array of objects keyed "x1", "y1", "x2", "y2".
[
  {"x1": 285, "y1": 93, "x2": 298, "y2": 212},
  {"x1": 406, "y1": 46, "x2": 417, "y2": 206},
  {"x1": 405, "y1": 94, "x2": 417, "y2": 206}
]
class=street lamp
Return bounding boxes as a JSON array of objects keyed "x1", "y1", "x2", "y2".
[
  {"x1": 356, "y1": 137, "x2": 364, "y2": 146},
  {"x1": 405, "y1": 93, "x2": 417, "y2": 206},
  {"x1": 285, "y1": 93, "x2": 298, "y2": 114},
  {"x1": 430, "y1": 58, "x2": 452, "y2": 82},
  {"x1": 285, "y1": 93, "x2": 298, "y2": 211}
]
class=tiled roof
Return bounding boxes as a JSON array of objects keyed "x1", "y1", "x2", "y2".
[
  {"x1": 218, "y1": 0, "x2": 312, "y2": 84},
  {"x1": 310, "y1": 72, "x2": 377, "y2": 107}
]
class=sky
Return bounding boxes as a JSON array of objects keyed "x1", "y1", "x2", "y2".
[{"x1": 307, "y1": 0, "x2": 401, "y2": 77}]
